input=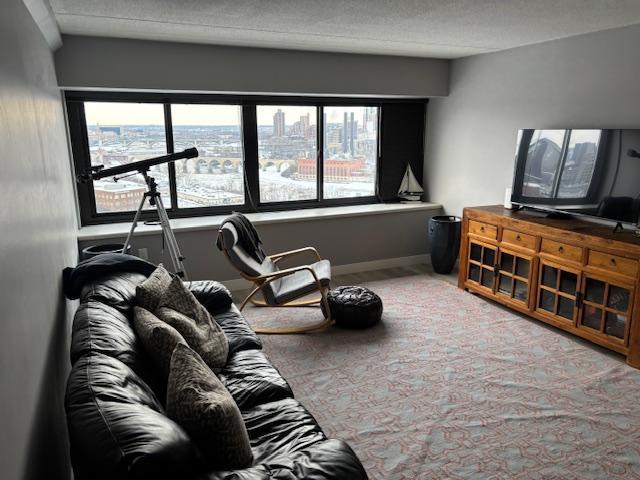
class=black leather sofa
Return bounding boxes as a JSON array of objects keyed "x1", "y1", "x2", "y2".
[{"x1": 65, "y1": 271, "x2": 368, "y2": 479}]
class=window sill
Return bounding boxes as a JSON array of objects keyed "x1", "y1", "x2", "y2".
[{"x1": 77, "y1": 202, "x2": 442, "y2": 241}]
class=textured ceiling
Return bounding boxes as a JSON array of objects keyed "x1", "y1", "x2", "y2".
[{"x1": 49, "y1": 0, "x2": 640, "y2": 59}]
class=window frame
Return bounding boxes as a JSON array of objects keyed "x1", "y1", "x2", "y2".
[{"x1": 66, "y1": 91, "x2": 397, "y2": 226}]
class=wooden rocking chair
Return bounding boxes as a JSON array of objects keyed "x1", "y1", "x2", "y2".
[{"x1": 217, "y1": 222, "x2": 334, "y2": 334}]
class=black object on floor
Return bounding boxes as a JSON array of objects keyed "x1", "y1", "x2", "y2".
[
  {"x1": 428, "y1": 215, "x2": 461, "y2": 274},
  {"x1": 325, "y1": 286, "x2": 383, "y2": 329},
  {"x1": 81, "y1": 243, "x2": 130, "y2": 260}
]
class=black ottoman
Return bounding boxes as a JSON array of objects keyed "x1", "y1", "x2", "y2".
[{"x1": 324, "y1": 286, "x2": 382, "y2": 329}]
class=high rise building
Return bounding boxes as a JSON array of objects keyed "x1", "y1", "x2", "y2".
[
  {"x1": 350, "y1": 112, "x2": 355, "y2": 155},
  {"x1": 343, "y1": 112, "x2": 349, "y2": 153},
  {"x1": 300, "y1": 113, "x2": 310, "y2": 139},
  {"x1": 273, "y1": 109, "x2": 285, "y2": 137},
  {"x1": 323, "y1": 113, "x2": 328, "y2": 148},
  {"x1": 363, "y1": 107, "x2": 377, "y2": 132}
]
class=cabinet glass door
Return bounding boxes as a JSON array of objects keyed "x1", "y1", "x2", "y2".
[
  {"x1": 466, "y1": 240, "x2": 497, "y2": 291},
  {"x1": 496, "y1": 249, "x2": 532, "y2": 306},
  {"x1": 536, "y1": 261, "x2": 580, "y2": 322},
  {"x1": 579, "y1": 275, "x2": 633, "y2": 343}
]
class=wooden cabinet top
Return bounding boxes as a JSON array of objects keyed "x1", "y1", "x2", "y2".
[{"x1": 464, "y1": 205, "x2": 640, "y2": 259}]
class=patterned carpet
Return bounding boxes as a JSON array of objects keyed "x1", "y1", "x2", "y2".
[{"x1": 243, "y1": 274, "x2": 640, "y2": 480}]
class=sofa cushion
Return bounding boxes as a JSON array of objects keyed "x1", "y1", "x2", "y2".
[
  {"x1": 215, "y1": 305, "x2": 263, "y2": 354},
  {"x1": 157, "y1": 276, "x2": 229, "y2": 372},
  {"x1": 70, "y1": 300, "x2": 138, "y2": 366},
  {"x1": 133, "y1": 306, "x2": 186, "y2": 375},
  {"x1": 204, "y1": 439, "x2": 368, "y2": 480},
  {"x1": 80, "y1": 272, "x2": 147, "y2": 314},
  {"x1": 66, "y1": 353, "x2": 202, "y2": 480},
  {"x1": 136, "y1": 264, "x2": 172, "y2": 311},
  {"x1": 243, "y1": 398, "x2": 326, "y2": 464},
  {"x1": 220, "y1": 349, "x2": 293, "y2": 411},
  {"x1": 167, "y1": 344, "x2": 253, "y2": 470}
]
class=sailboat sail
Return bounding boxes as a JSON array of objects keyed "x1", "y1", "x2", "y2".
[{"x1": 398, "y1": 164, "x2": 424, "y2": 201}]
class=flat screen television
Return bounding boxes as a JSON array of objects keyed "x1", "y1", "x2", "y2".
[{"x1": 511, "y1": 129, "x2": 640, "y2": 227}]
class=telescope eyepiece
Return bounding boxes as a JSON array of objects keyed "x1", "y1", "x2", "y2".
[{"x1": 183, "y1": 147, "x2": 199, "y2": 158}]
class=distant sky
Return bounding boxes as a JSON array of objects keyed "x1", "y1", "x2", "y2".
[
  {"x1": 85, "y1": 102, "x2": 165, "y2": 126},
  {"x1": 84, "y1": 101, "x2": 373, "y2": 127},
  {"x1": 256, "y1": 105, "x2": 316, "y2": 126},
  {"x1": 172, "y1": 104, "x2": 241, "y2": 126}
]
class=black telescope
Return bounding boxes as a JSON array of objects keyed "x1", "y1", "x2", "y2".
[{"x1": 78, "y1": 147, "x2": 199, "y2": 183}]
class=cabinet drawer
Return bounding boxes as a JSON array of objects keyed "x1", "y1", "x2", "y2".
[
  {"x1": 540, "y1": 239, "x2": 582, "y2": 263},
  {"x1": 502, "y1": 229, "x2": 536, "y2": 250},
  {"x1": 469, "y1": 220, "x2": 497, "y2": 240},
  {"x1": 588, "y1": 250, "x2": 638, "y2": 278}
]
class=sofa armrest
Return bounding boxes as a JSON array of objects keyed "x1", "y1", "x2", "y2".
[{"x1": 188, "y1": 280, "x2": 233, "y2": 314}]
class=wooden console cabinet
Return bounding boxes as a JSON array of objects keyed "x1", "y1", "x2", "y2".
[{"x1": 459, "y1": 205, "x2": 640, "y2": 368}]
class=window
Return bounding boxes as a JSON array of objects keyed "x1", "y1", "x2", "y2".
[
  {"x1": 257, "y1": 105, "x2": 318, "y2": 203},
  {"x1": 67, "y1": 92, "x2": 425, "y2": 225},
  {"x1": 84, "y1": 102, "x2": 170, "y2": 213},
  {"x1": 171, "y1": 104, "x2": 244, "y2": 208},
  {"x1": 323, "y1": 106, "x2": 378, "y2": 199}
]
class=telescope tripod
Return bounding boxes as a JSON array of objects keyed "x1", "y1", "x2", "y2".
[{"x1": 122, "y1": 171, "x2": 188, "y2": 279}]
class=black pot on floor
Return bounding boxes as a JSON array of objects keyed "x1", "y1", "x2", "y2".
[
  {"x1": 81, "y1": 243, "x2": 130, "y2": 261},
  {"x1": 428, "y1": 215, "x2": 462, "y2": 274}
]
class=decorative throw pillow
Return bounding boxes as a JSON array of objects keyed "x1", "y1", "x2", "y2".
[
  {"x1": 156, "y1": 276, "x2": 229, "y2": 372},
  {"x1": 136, "y1": 264, "x2": 173, "y2": 311},
  {"x1": 166, "y1": 344, "x2": 253, "y2": 469},
  {"x1": 133, "y1": 306, "x2": 186, "y2": 375}
]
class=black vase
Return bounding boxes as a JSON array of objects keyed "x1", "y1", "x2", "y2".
[
  {"x1": 428, "y1": 215, "x2": 462, "y2": 274},
  {"x1": 81, "y1": 243, "x2": 131, "y2": 260}
]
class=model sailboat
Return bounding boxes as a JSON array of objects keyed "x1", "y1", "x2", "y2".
[{"x1": 397, "y1": 163, "x2": 424, "y2": 202}]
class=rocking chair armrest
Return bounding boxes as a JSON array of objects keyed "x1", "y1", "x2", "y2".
[
  {"x1": 269, "y1": 246, "x2": 322, "y2": 263},
  {"x1": 255, "y1": 264, "x2": 321, "y2": 284}
]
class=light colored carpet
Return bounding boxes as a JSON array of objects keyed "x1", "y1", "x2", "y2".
[{"x1": 243, "y1": 273, "x2": 640, "y2": 479}]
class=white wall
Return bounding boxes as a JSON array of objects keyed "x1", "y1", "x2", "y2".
[
  {"x1": 54, "y1": 35, "x2": 449, "y2": 97},
  {"x1": 0, "y1": 1, "x2": 78, "y2": 479},
  {"x1": 425, "y1": 24, "x2": 640, "y2": 216},
  {"x1": 55, "y1": 35, "x2": 447, "y2": 281},
  {"x1": 77, "y1": 208, "x2": 441, "y2": 285}
]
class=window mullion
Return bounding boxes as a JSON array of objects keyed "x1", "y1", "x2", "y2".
[
  {"x1": 242, "y1": 104, "x2": 260, "y2": 211},
  {"x1": 164, "y1": 103, "x2": 178, "y2": 212},
  {"x1": 318, "y1": 105, "x2": 324, "y2": 202}
]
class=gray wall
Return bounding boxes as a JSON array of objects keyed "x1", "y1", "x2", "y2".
[
  {"x1": 78, "y1": 209, "x2": 440, "y2": 284},
  {"x1": 55, "y1": 35, "x2": 449, "y2": 97},
  {"x1": 425, "y1": 24, "x2": 640, "y2": 216},
  {"x1": 0, "y1": 1, "x2": 78, "y2": 479}
]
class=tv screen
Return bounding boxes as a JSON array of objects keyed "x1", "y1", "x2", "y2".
[{"x1": 511, "y1": 129, "x2": 640, "y2": 226}]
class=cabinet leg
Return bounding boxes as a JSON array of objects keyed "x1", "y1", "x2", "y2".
[{"x1": 627, "y1": 350, "x2": 640, "y2": 369}]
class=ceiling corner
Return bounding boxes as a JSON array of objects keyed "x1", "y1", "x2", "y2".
[{"x1": 23, "y1": 0, "x2": 63, "y2": 51}]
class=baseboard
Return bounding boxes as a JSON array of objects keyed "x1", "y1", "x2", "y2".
[
  {"x1": 331, "y1": 254, "x2": 430, "y2": 275},
  {"x1": 222, "y1": 254, "x2": 430, "y2": 292}
]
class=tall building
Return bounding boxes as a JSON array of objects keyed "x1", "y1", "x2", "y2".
[
  {"x1": 342, "y1": 111, "x2": 358, "y2": 155},
  {"x1": 273, "y1": 109, "x2": 285, "y2": 137},
  {"x1": 363, "y1": 107, "x2": 377, "y2": 132},
  {"x1": 323, "y1": 112, "x2": 328, "y2": 148},
  {"x1": 343, "y1": 112, "x2": 349, "y2": 153},
  {"x1": 300, "y1": 113, "x2": 310, "y2": 139},
  {"x1": 350, "y1": 112, "x2": 355, "y2": 155}
]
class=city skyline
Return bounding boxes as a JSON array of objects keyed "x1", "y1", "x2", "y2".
[{"x1": 85, "y1": 102, "x2": 379, "y2": 212}]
